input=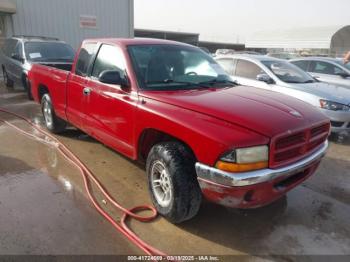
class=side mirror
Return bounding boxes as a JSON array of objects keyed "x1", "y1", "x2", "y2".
[
  {"x1": 257, "y1": 73, "x2": 274, "y2": 84},
  {"x1": 98, "y1": 70, "x2": 129, "y2": 87}
]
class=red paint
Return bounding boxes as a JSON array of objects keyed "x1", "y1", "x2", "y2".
[
  {"x1": 270, "y1": 122, "x2": 330, "y2": 168},
  {"x1": 199, "y1": 160, "x2": 321, "y2": 209},
  {"x1": 28, "y1": 38, "x2": 330, "y2": 209}
]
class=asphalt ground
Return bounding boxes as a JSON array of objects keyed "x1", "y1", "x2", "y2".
[{"x1": 0, "y1": 83, "x2": 349, "y2": 261}]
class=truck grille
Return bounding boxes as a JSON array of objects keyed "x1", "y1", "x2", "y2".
[{"x1": 270, "y1": 123, "x2": 330, "y2": 168}]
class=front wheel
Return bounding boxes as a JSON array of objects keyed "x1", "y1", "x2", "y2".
[
  {"x1": 146, "y1": 142, "x2": 202, "y2": 224},
  {"x1": 41, "y1": 94, "x2": 66, "y2": 133}
]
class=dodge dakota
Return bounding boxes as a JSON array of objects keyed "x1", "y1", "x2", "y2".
[{"x1": 28, "y1": 38, "x2": 330, "y2": 223}]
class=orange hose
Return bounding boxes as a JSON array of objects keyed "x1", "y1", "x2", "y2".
[{"x1": 0, "y1": 107, "x2": 167, "y2": 258}]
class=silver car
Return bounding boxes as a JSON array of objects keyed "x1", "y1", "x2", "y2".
[
  {"x1": 290, "y1": 57, "x2": 350, "y2": 88},
  {"x1": 216, "y1": 55, "x2": 350, "y2": 135},
  {"x1": 1, "y1": 36, "x2": 75, "y2": 99}
]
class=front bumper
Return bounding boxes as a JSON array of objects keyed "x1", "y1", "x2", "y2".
[
  {"x1": 195, "y1": 141, "x2": 328, "y2": 208},
  {"x1": 321, "y1": 109, "x2": 350, "y2": 134}
]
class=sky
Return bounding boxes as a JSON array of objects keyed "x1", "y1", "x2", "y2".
[{"x1": 135, "y1": 0, "x2": 350, "y2": 43}]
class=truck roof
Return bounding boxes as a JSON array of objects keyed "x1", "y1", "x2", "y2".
[
  {"x1": 82, "y1": 37, "x2": 193, "y2": 47},
  {"x1": 217, "y1": 54, "x2": 284, "y2": 62},
  {"x1": 12, "y1": 35, "x2": 61, "y2": 42}
]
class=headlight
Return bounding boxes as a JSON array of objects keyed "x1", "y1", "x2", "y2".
[
  {"x1": 216, "y1": 145, "x2": 269, "y2": 173},
  {"x1": 320, "y1": 100, "x2": 350, "y2": 111}
]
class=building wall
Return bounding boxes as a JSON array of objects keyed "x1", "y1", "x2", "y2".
[
  {"x1": 0, "y1": 14, "x2": 14, "y2": 71},
  {"x1": 9, "y1": 0, "x2": 133, "y2": 49},
  {"x1": 331, "y1": 26, "x2": 350, "y2": 57}
]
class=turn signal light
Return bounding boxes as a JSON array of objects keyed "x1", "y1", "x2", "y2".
[{"x1": 216, "y1": 161, "x2": 268, "y2": 173}]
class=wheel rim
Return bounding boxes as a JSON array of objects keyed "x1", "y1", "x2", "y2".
[
  {"x1": 150, "y1": 160, "x2": 173, "y2": 207},
  {"x1": 43, "y1": 99, "x2": 53, "y2": 128}
]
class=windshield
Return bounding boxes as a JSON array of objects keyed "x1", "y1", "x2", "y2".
[
  {"x1": 25, "y1": 42, "x2": 75, "y2": 62},
  {"x1": 262, "y1": 60, "x2": 315, "y2": 84},
  {"x1": 128, "y1": 44, "x2": 232, "y2": 90},
  {"x1": 335, "y1": 60, "x2": 350, "y2": 71}
]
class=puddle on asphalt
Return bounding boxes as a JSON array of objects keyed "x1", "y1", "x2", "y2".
[
  {"x1": 0, "y1": 115, "x2": 142, "y2": 255},
  {"x1": 1, "y1": 88, "x2": 350, "y2": 256}
]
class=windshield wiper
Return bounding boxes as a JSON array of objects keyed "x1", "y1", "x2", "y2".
[
  {"x1": 285, "y1": 80, "x2": 303, "y2": 84},
  {"x1": 301, "y1": 80, "x2": 315, "y2": 84},
  {"x1": 288, "y1": 80, "x2": 315, "y2": 84},
  {"x1": 147, "y1": 79, "x2": 195, "y2": 85},
  {"x1": 197, "y1": 79, "x2": 237, "y2": 86},
  {"x1": 146, "y1": 78, "x2": 237, "y2": 90}
]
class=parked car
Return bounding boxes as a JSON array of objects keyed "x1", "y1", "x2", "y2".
[
  {"x1": 235, "y1": 51, "x2": 262, "y2": 55},
  {"x1": 216, "y1": 55, "x2": 350, "y2": 135},
  {"x1": 215, "y1": 49, "x2": 236, "y2": 56},
  {"x1": 1, "y1": 35, "x2": 75, "y2": 99},
  {"x1": 28, "y1": 38, "x2": 330, "y2": 223},
  {"x1": 290, "y1": 57, "x2": 350, "y2": 88},
  {"x1": 267, "y1": 52, "x2": 301, "y2": 60}
]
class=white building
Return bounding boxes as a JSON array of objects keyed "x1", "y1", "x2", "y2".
[
  {"x1": 0, "y1": 0, "x2": 134, "y2": 49},
  {"x1": 246, "y1": 25, "x2": 350, "y2": 57}
]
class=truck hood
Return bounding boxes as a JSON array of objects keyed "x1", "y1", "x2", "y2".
[
  {"x1": 140, "y1": 86, "x2": 328, "y2": 138},
  {"x1": 284, "y1": 82, "x2": 350, "y2": 105}
]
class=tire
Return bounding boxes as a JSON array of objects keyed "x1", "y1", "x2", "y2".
[
  {"x1": 23, "y1": 75, "x2": 33, "y2": 100},
  {"x1": 3, "y1": 68, "x2": 14, "y2": 88},
  {"x1": 41, "y1": 94, "x2": 66, "y2": 134},
  {"x1": 146, "y1": 142, "x2": 202, "y2": 224}
]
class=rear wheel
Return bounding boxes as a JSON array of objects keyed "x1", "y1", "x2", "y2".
[
  {"x1": 41, "y1": 94, "x2": 66, "y2": 134},
  {"x1": 146, "y1": 142, "x2": 202, "y2": 224},
  {"x1": 3, "y1": 68, "x2": 14, "y2": 88}
]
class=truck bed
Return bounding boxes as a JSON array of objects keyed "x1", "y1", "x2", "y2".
[
  {"x1": 36, "y1": 62, "x2": 73, "y2": 72},
  {"x1": 29, "y1": 63, "x2": 71, "y2": 120}
]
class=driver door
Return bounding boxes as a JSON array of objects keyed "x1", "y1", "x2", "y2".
[{"x1": 84, "y1": 44, "x2": 137, "y2": 157}]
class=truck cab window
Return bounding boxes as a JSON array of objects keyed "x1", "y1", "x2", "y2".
[
  {"x1": 75, "y1": 43, "x2": 97, "y2": 76},
  {"x1": 235, "y1": 59, "x2": 264, "y2": 79},
  {"x1": 92, "y1": 44, "x2": 126, "y2": 79},
  {"x1": 14, "y1": 42, "x2": 24, "y2": 60}
]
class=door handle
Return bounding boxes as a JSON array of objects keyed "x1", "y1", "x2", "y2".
[{"x1": 83, "y1": 87, "x2": 92, "y2": 96}]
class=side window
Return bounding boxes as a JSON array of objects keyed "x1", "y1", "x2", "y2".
[
  {"x1": 2, "y1": 40, "x2": 10, "y2": 55},
  {"x1": 14, "y1": 42, "x2": 24, "y2": 58},
  {"x1": 92, "y1": 44, "x2": 126, "y2": 79},
  {"x1": 292, "y1": 61, "x2": 309, "y2": 71},
  {"x1": 310, "y1": 61, "x2": 344, "y2": 75},
  {"x1": 75, "y1": 43, "x2": 97, "y2": 76},
  {"x1": 334, "y1": 66, "x2": 346, "y2": 75},
  {"x1": 3, "y1": 39, "x2": 17, "y2": 57},
  {"x1": 235, "y1": 59, "x2": 264, "y2": 79},
  {"x1": 216, "y1": 58, "x2": 234, "y2": 75}
]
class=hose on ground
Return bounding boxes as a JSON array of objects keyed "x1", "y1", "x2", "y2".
[{"x1": 0, "y1": 107, "x2": 167, "y2": 258}]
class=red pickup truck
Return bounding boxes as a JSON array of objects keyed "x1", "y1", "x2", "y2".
[{"x1": 28, "y1": 38, "x2": 330, "y2": 223}]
